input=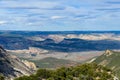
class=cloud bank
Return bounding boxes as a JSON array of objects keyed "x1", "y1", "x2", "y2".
[{"x1": 0, "y1": 0, "x2": 120, "y2": 31}]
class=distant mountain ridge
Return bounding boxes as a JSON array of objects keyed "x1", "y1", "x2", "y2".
[
  {"x1": 1, "y1": 31, "x2": 120, "y2": 36},
  {"x1": 34, "y1": 38, "x2": 120, "y2": 52},
  {"x1": 1, "y1": 31, "x2": 120, "y2": 52},
  {"x1": 1, "y1": 35, "x2": 120, "y2": 52}
]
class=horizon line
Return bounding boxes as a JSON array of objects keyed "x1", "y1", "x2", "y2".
[{"x1": 1, "y1": 30, "x2": 120, "y2": 32}]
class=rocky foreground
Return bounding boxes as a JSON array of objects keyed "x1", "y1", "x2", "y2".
[{"x1": 0, "y1": 46, "x2": 36, "y2": 80}]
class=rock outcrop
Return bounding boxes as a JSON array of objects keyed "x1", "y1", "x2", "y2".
[
  {"x1": 0, "y1": 46, "x2": 35, "y2": 80},
  {"x1": 22, "y1": 60, "x2": 37, "y2": 70},
  {"x1": 104, "y1": 49, "x2": 113, "y2": 56}
]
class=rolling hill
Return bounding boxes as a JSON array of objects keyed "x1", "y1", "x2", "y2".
[
  {"x1": 93, "y1": 50, "x2": 120, "y2": 79},
  {"x1": 26, "y1": 57, "x2": 78, "y2": 68}
]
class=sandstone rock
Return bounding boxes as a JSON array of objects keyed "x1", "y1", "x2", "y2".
[
  {"x1": 22, "y1": 60, "x2": 37, "y2": 70},
  {"x1": 0, "y1": 46, "x2": 35, "y2": 80},
  {"x1": 105, "y1": 49, "x2": 113, "y2": 56}
]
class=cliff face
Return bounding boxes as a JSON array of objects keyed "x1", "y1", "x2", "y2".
[{"x1": 0, "y1": 46, "x2": 35, "y2": 80}]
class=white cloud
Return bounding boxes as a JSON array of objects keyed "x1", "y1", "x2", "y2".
[
  {"x1": 0, "y1": 21, "x2": 7, "y2": 25},
  {"x1": 51, "y1": 16, "x2": 66, "y2": 19},
  {"x1": 0, "y1": 0, "x2": 59, "y2": 9}
]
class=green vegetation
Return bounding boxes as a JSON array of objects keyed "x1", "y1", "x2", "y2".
[
  {"x1": 24, "y1": 57, "x2": 77, "y2": 68},
  {"x1": 0, "y1": 74, "x2": 4, "y2": 80},
  {"x1": 14, "y1": 63, "x2": 114, "y2": 80},
  {"x1": 93, "y1": 50, "x2": 120, "y2": 79}
]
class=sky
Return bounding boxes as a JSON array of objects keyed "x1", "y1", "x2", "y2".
[{"x1": 0, "y1": 0, "x2": 120, "y2": 31}]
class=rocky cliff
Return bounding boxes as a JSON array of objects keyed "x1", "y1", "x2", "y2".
[{"x1": 0, "y1": 46, "x2": 35, "y2": 80}]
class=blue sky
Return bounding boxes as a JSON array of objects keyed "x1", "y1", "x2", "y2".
[{"x1": 0, "y1": 0, "x2": 120, "y2": 31}]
